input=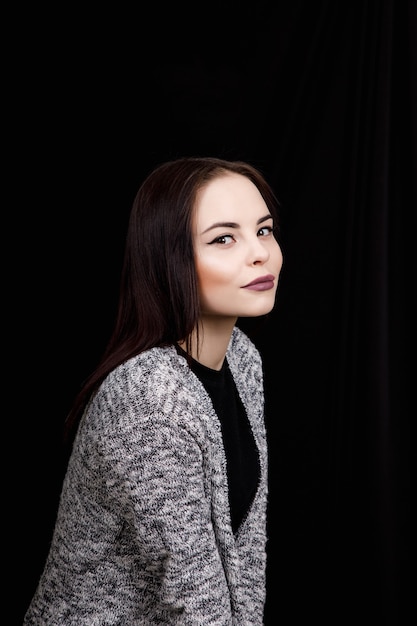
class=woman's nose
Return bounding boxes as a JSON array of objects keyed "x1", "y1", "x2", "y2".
[{"x1": 249, "y1": 238, "x2": 269, "y2": 265}]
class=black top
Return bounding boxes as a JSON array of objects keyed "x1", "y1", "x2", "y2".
[{"x1": 176, "y1": 345, "x2": 261, "y2": 534}]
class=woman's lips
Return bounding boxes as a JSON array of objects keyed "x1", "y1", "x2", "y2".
[{"x1": 242, "y1": 274, "x2": 275, "y2": 291}]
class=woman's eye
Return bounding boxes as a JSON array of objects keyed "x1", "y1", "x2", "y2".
[
  {"x1": 258, "y1": 226, "x2": 274, "y2": 237},
  {"x1": 210, "y1": 234, "x2": 234, "y2": 245}
]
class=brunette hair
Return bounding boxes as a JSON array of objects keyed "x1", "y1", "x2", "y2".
[{"x1": 64, "y1": 157, "x2": 280, "y2": 441}]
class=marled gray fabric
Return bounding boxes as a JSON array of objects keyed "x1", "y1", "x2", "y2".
[{"x1": 24, "y1": 327, "x2": 268, "y2": 625}]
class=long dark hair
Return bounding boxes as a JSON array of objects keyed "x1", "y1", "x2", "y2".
[{"x1": 64, "y1": 157, "x2": 280, "y2": 441}]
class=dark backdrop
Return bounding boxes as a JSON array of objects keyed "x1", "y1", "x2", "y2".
[{"x1": 16, "y1": 2, "x2": 415, "y2": 624}]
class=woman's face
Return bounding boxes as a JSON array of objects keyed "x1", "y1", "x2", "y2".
[{"x1": 193, "y1": 173, "x2": 283, "y2": 320}]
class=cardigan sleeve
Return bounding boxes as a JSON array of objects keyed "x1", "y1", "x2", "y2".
[
  {"x1": 100, "y1": 414, "x2": 234, "y2": 622},
  {"x1": 24, "y1": 371, "x2": 236, "y2": 625}
]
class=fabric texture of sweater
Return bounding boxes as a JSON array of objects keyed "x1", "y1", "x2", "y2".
[{"x1": 24, "y1": 326, "x2": 268, "y2": 625}]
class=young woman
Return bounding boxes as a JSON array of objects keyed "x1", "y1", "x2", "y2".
[{"x1": 24, "y1": 157, "x2": 283, "y2": 625}]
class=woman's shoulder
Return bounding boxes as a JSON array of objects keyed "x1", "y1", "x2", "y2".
[
  {"x1": 100, "y1": 345, "x2": 190, "y2": 400},
  {"x1": 89, "y1": 346, "x2": 206, "y2": 425},
  {"x1": 77, "y1": 346, "x2": 207, "y2": 446}
]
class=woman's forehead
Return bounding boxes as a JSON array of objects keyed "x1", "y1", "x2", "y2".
[{"x1": 194, "y1": 174, "x2": 268, "y2": 228}]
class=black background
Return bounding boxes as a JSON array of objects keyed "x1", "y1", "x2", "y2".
[{"x1": 14, "y1": 2, "x2": 415, "y2": 624}]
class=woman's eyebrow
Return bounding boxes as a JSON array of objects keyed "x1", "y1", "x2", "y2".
[
  {"x1": 202, "y1": 221, "x2": 238, "y2": 234},
  {"x1": 258, "y1": 213, "x2": 273, "y2": 225},
  {"x1": 201, "y1": 214, "x2": 272, "y2": 235}
]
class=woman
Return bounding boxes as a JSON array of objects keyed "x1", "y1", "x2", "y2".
[{"x1": 24, "y1": 156, "x2": 283, "y2": 625}]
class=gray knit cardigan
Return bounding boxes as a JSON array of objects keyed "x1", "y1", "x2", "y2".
[{"x1": 24, "y1": 327, "x2": 268, "y2": 625}]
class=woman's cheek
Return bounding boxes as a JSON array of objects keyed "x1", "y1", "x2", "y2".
[{"x1": 196, "y1": 256, "x2": 232, "y2": 289}]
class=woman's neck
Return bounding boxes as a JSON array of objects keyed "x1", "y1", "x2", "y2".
[{"x1": 179, "y1": 315, "x2": 237, "y2": 371}]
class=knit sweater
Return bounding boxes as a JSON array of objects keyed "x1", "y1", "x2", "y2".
[{"x1": 24, "y1": 326, "x2": 268, "y2": 625}]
